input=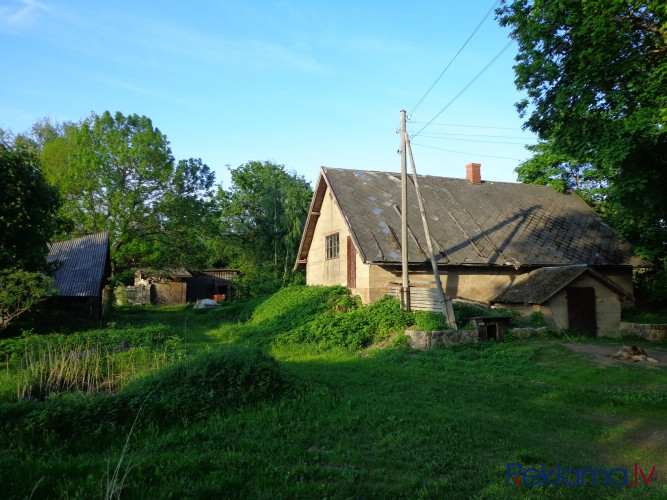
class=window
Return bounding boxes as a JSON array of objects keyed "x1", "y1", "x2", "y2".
[{"x1": 325, "y1": 233, "x2": 339, "y2": 259}]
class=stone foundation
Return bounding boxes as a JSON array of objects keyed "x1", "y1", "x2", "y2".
[
  {"x1": 406, "y1": 329, "x2": 478, "y2": 349},
  {"x1": 618, "y1": 322, "x2": 666, "y2": 342}
]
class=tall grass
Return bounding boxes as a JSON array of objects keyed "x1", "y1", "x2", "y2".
[{"x1": 15, "y1": 338, "x2": 183, "y2": 400}]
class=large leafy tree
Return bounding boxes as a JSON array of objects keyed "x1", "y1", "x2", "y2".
[
  {"x1": 497, "y1": 0, "x2": 667, "y2": 288},
  {"x1": 215, "y1": 161, "x2": 312, "y2": 293},
  {"x1": 39, "y1": 111, "x2": 217, "y2": 274},
  {"x1": 515, "y1": 141, "x2": 609, "y2": 205},
  {"x1": 0, "y1": 140, "x2": 62, "y2": 329},
  {"x1": 0, "y1": 141, "x2": 64, "y2": 271}
]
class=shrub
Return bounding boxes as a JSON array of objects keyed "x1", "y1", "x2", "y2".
[
  {"x1": 119, "y1": 345, "x2": 291, "y2": 428},
  {"x1": 413, "y1": 311, "x2": 448, "y2": 331},
  {"x1": 0, "y1": 269, "x2": 56, "y2": 332},
  {"x1": 278, "y1": 294, "x2": 412, "y2": 348}
]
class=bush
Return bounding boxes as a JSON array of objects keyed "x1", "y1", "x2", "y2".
[
  {"x1": 0, "y1": 269, "x2": 56, "y2": 332},
  {"x1": 119, "y1": 345, "x2": 291, "y2": 427},
  {"x1": 413, "y1": 311, "x2": 448, "y2": 331},
  {"x1": 278, "y1": 294, "x2": 413, "y2": 348}
]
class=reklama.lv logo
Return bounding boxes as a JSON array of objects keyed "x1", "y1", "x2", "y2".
[{"x1": 507, "y1": 463, "x2": 656, "y2": 487}]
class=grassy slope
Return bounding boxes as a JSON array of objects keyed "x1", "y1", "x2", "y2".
[{"x1": 0, "y1": 287, "x2": 666, "y2": 499}]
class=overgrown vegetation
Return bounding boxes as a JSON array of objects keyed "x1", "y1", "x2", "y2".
[{"x1": 0, "y1": 286, "x2": 665, "y2": 498}]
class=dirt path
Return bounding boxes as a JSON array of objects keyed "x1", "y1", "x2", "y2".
[{"x1": 560, "y1": 342, "x2": 667, "y2": 368}]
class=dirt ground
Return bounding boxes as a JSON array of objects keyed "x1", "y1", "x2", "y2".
[{"x1": 561, "y1": 342, "x2": 667, "y2": 368}]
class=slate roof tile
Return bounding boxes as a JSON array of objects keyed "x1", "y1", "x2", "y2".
[{"x1": 296, "y1": 168, "x2": 645, "y2": 268}]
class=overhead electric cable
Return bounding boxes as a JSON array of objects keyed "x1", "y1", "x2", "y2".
[
  {"x1": 411, "y1": 142, "x2": 525, "y2": 162},
  {"x1": 409, "y1": 121, "x2": 523, "y2": 131},
  {"x1": 415, "y1": 135, "x2": 534, "y2": 146},
  {"x1": 411, "y1": 40, "x2": 513, "y2": 140},
  {"x1": 409, "y1": 0, "x2": 501, "y2": 117}
]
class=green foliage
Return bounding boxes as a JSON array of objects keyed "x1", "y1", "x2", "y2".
[
  {"x1": 0, "y1": 269, "x2": 56, "y2": 332},
  {"x1": 451, "y1": 301, "x2": 510, "y2": 329},
  {"x1": 622, "y1": 308, "x2": 667, "y2": 324},
  {"x1": 412, "y1": 311, "x2": 448, "y2": 331},
  {"x1": 634, "y1": 266, "x2": 667, "y2": 304},
  {"x1": 120, "y1": 346, "x2": 291, "y2": 428},
  {"x1": 16, "y1": 342, "x2": 180, "y2": 401},
  {"x1": 0, "y1": 301, "x2": 666, "y2": 498},
  {"x1": 497, "y1": 1, "x2": 667, "y2": 268},
  {"x1": 38, "y1": 111, "x2": 217, "y2": 272},
  {"x1": 0, "y1": 324, "x2": 175, "y2": 362},
  {"x1": 213, "y1": 161, "x2": 312, "y2": 296},
  {"x1": 0, "y1": 142, "x2": 64, "y2": 271},
  {"x1": 515, "y1": 141, "x2": 609, "y2": 205},
  {"x1": 278, "y1": 294, "x2": 413, "y2": 348},
  {"x1": 507, "y1": 310, "x2": 547, "y2": 329}
]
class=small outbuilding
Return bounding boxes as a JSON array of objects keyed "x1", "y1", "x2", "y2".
[
  {"x1": 489, "y1": 265, "x2": 634, "y2": 337},
  {"x1": 123, "y1": 268, "x2": 239, "y2": 306},
  {"x1": 47, "y1": 232, "x2": 111, "y2": 318}
]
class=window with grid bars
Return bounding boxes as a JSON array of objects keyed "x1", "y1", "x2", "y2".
[{"x1": 325, "y1": 233, "x2": 339, "y2": 259}]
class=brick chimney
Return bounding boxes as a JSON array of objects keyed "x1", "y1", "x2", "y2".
[{"x1": 466, "y1": 163, "x2": 482, "y2": 184}]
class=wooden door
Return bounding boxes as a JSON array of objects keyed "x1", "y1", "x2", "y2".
[
  {"x1": 567, "y1": 287, "x2": 597, "y2": 337},
  {"x1": 347, "y1": 236, "x2": 356, "y2": 289}
]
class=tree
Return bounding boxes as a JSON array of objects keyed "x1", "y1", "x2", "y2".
[
  {"x1": 0, "y1": 269, "x2": 56, "y2": 332},
  {"x1": 515, "y1": 141, "x2": 609, "y2": 205},
  {"x1": 497, "y1": 1, "x2": 667, "y2": 267},
  {"x1": 0, "y1": 141, "x2": 64, "y2": 272},
  {"x1": 39, "y1": 111, "x2": 217, "y2": 274},
  {"x1": 0, "y1": 141, "x2": 62, "y2": 329},
  {"x1": 215, "y1": 161, "x2": 312, "y2": 293}
]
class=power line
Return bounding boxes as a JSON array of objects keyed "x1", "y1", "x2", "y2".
[
  {"x1": 411, "y1": 40, "x2": 514, "y2": 140},
  {"x1": 411, "y1": 142, "x2": 526, "y2": 162},
  {"x1": 415, "y1": 131, "x2": 533, "y2": 140},
  {"x1": 409, "y1": 121, "x2": 524, "y2": 131},
  {"x1": 409, "y1": 0, "x2": 501, "y2": 117},
  {"x1": 415, "y1": 134, "x2": 535, "y2": 146}
]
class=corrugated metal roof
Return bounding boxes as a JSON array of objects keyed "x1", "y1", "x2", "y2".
[
  {"x1": 296, "y1": 168, "x2": 645, "y2": 268},
  {"x1": 47, "y1": 232, "x2": 110, "y2": 297},
  {"x1": 489, "y1": 265, "x2": 632, "y2": 304},
  {"x1": 137, "y1": 268, "x2": 192, "y2": 280}
]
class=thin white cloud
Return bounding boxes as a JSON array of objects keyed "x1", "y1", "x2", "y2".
[{"x1": 0, "y1": 0, "x2": 49, "y2": 32}]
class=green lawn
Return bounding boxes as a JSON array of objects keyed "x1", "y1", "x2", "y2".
[{"x1": 0, "y1": 288, "x2": 665, "y2": 499}]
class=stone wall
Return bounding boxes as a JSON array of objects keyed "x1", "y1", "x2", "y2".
[
  {"x1": 406, "y1": 329, "x2": 478, "y2": 349},
  {"x1": 118, "y1": 285, "x2": 151, "y2": 306},
  {"x1": 618, "y1": 322, "x2": 666, "y2": 342}
]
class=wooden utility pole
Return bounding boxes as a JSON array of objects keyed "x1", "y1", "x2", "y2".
[
  {"x1": 400, "y1": 110, "x2": 410, "y2": 310},
  {"x1": 404, "y1": 132, "x2": 457, "y2": 329}
]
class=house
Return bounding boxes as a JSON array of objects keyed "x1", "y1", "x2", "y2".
[
  {"x1": 47, "y1": 232, "x2": 111, "y2": 318},
  {"x1": 294, "y1": 165, "x2": 646, "y2": 336}
]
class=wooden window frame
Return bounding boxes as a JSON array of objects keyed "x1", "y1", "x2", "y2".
[{"x1": 325, "y1": 233, "x2": 340, "y2": 260}]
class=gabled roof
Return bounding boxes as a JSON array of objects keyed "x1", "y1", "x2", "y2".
[
  {"x1": 47, "y1": 232, "x2": 110, "y2": 297},
  {"x1": 489, "y1": 265, "x2": 633, "y2": 304},
  {"x1": 296, "y1": 168, "x2": 644, "y2": 269},
  {"x1": 136, "y1": 268, "x2": 192, "y2": 280}
]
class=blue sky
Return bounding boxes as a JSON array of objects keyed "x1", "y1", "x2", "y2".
[{"x1": 1, "y1": 0, "x2": 537, "y2": 189}]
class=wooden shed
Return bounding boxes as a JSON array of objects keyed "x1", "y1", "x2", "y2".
[{"x1": 46, "y1": 232, "x2": 111, "y2": 318}]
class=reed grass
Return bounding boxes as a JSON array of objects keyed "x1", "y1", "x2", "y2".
[{"x1": 15, "y1": 340, "x2": 179, "y2": 400}]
